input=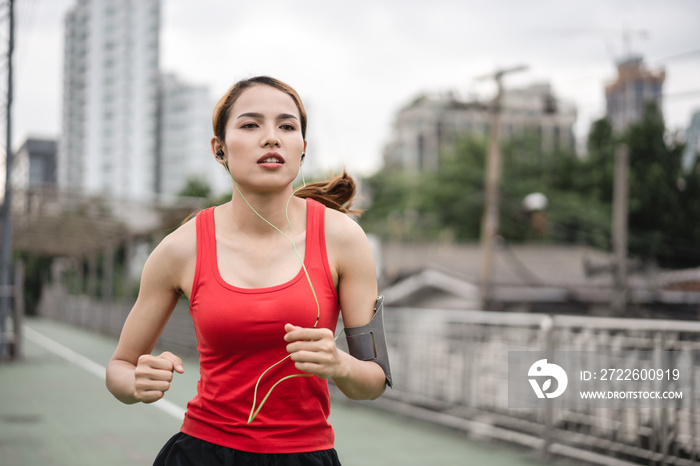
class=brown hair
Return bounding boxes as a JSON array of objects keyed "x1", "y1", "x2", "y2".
[
  {"x1": 295, "y1": 170, "x2": 362, "y2": 216},
  {"x1": 212, "y1": 76, "x2": 360, "y2": 215}
]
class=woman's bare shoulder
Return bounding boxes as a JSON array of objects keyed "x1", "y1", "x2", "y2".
[
  {"x1": 324, "y1": 207, "x2": 367, "y2": 245},
  {"x1": 323, "y1": 208, "x2": 374, "y2": 276},
  {"x1": 147, "y1": 211, "x2": 199, "y2": 271}
]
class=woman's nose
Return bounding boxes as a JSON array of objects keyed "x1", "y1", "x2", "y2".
[{"x1": 261, "y1": 127, "x2": 281, "y2": 148}]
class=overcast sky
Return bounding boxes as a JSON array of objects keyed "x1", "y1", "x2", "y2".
[{"x1": 12, "y1": 0, "x2": 700, "y2": 175}]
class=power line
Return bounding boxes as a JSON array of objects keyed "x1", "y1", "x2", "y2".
[{"x1": 648, "y1": 48, "x2": 700, "y2": 64}]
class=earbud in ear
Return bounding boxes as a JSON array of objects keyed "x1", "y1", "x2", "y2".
[
  {"x1": 216, "y1": 150, "x2": 224, "y2": 159},
  {"x1": 300, "y1": 152, "x2": 305, "y2": 165}
]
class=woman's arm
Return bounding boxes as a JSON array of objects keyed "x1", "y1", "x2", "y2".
[
  {"x1": 105, "y1": 226, "x2": 193, "y2": 404},
  {"x1": 285, "y1": 210, "x2": 386, "y2": 400}
]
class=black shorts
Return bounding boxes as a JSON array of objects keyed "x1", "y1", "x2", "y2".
[{"x1": 153, "y1": 432, "x2": 342, "y2": 466}]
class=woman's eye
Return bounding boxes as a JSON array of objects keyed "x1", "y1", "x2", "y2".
[
  {"x1": 241, "y1": 122, "x2": 258, "y2": 129},
  {"x1": 280, "y1": 124, "x2": 296, "y2": 131}
]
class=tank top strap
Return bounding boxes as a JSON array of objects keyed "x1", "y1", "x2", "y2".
[
  {"x1": 197, "y1": 206, "x2": 217, "y2": 264},
  {"x1": 304, "y1": 198, "x2": 337, "y2": 295},
  {"x1": 304, "y1": 198, "x2": 324, "y2": 263},
  {"x1": 191, "y1": 206, "x2": 217, "y2": 300}
]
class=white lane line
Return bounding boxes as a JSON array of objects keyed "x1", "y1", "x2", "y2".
[
  {"x1": 23, "y1": 325, "x2": 106, "y2": 378},
  {"x1": 23, "y1": 324, "x2": 186, "y2": 421}
]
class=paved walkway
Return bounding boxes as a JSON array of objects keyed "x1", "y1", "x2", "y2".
[{"x1": 0, "y1": 318, "x2": 549, "y2": 466}]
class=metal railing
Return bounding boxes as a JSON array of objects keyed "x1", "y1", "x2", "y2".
[
  {"x1": 379, "y1": 307, "x2": 700, "y2": 466},
  {"x1": 38, "y1": 284, "x2": 196, "y2": 357}
]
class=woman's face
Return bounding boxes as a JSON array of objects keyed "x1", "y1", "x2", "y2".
[{"x1": 216, "y1": 84, "x2": 306, "y2": 191}]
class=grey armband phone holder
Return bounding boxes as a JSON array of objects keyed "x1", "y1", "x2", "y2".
[{"x1": 344, "y1": 295, "x2": 393, "y2": 388}]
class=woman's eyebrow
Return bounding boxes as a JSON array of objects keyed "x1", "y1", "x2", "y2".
[
  {"x1": 276, "y1": 113, "x2": 299, "y2": 121},
  {"x1": 236, "y1": 112, "x2": 298, "y2": 120}
]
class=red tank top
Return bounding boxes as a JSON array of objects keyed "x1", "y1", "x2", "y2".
[{"x1": 181, "y1": 198, "x2": 340, "y2": 453}]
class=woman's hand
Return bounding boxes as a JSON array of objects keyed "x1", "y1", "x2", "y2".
[
  {"x1": 133, "y1": 351, "x2": 184, "y2": 403},
  {"x1": 284, "y1": 324, "x2": 349, "y2": 380}
]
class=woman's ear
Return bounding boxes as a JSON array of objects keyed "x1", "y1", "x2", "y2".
[{"x1": 211, "y1": 137, "x2": 225, "y2": 163}]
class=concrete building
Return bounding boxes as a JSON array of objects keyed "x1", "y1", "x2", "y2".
[
  {"x1": 378, "y1": 241, "x2": 700, "y2": 319},
  {"x1": 605, "y1": 55, "x2": 665, "y2": 133},
  {"x1": 59, "y1": 0, "x2": 160, "y2": 199},
  {"x1": 158, "y1": 73, "x2": 229, "y2": 198},
  {"x1": 12, "y1": 137, "x2": 58, "y2": 191},
  {"x1": 383, "y1": 83, "x2": 576, "y2": 172}
]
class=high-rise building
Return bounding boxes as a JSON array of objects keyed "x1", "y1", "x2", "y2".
[
  {"x1": 59, "y1": 0, "x2": 160, "y2": 199},
  {"x1": 605, "y1": 56, "x2": 665, "y2": 133},
  {"x1": 383, "y1": 83, "x2": 576, "y2": 171},
  {"x1": 158, "y1": 73, "x2": 230, "y2": 198}
]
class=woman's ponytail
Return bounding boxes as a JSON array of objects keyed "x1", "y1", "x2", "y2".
[{"x1": 294, "y1": 170, "x2": 362, "y2": 216}]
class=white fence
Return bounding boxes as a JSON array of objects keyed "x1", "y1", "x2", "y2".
[
  {"x1": 38, "y1": 284, "x2": 196, "y2": 356},
  {"x1": 380, "y1": 307, "x2": 700, "y2": 466}
]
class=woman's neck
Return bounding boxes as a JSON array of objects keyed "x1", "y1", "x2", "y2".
[{"x1": 226, "y1": 185, "x2": 305, "y2": 237}]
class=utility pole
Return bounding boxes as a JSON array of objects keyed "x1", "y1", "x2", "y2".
[
  {"x1": 609, "y1": 28, "x2": 641, "y2": 317},
  {"x1": 611, "y1": 145, "x2": 629, "y2": 316},
  {"x1": 0, "y1": 0, "x2": 15, "y2": 360},
  {"x1": 478, "y1": 65, "x2": 528, "y2": 309}
]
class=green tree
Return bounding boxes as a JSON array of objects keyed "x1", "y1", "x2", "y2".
[
  {"x1": 361, "y1": 169, "x2": 424, "y2": 240},
  {"x1": 362, "y1": 133, "x2": 598, "y2": 244},
  {"x1": 178, "y1": 176, "x2": 212, "y2": 199},
  {"x1": 361, "y1": 106, "x2": 700, "y2": 268},
  {"x1": 580, "y1": 117, "x2": 616, "y2": 203},
  {"x1": 544, "y1": 117, "x2": 616, "y2": 249},
  {"x1": 419, "y1": 137, "x2": 486, "y2": 240},
  {"x1": 624, "y1": 103, "x2": 699, "y2": 267}
]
